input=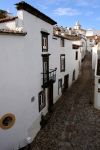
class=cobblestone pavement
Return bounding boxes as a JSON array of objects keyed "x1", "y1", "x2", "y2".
[{"x1": 31, "y1": 52, "x2": 100, "y2": 150}]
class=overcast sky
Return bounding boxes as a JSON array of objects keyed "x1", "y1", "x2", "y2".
[{"x1": 0, "y1": 0, "x2": 100, "y2": 29}]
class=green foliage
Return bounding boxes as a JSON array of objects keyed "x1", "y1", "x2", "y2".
[{"x1": 0, "y1": 9, "x2": 8, "y2": 19}]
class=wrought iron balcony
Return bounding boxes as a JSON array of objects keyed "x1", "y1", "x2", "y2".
[{"x1": 41, "y1": 68, "x2": 57, "y2": 88}]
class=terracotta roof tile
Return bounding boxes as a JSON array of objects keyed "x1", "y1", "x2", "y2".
[{"x1": 53, "y1": 33, "x2": 80, "y2": 41}]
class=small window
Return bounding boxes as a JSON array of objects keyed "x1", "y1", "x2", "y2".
[
  {"x1": 60, "y1": 54, "x2": 65, "y2": 72},
  {"x1": 75, "y1": 51, "x2": 78, "y2": 60},
  {"x1": 98, "y1": 88, "x2": 100, "y2": 92},
  {"x1": 60, "y1": 38, "x2": 64, "y2": 47},
  {"x1": 38, "y1": 90, "x2": 46, "y2": 112},
  {"x1": 72, "y1": 44, "x2": 79, "y2": 49},
  {"x1": 41, "y1": 32, "x2": 49, "y2": 52},
  {"x1": 58, "y1": 78, "x2": 62, "y2": 94},
  {"x1": 98, "y1": 79, "x2": 100, "y2": 83},
  {"x1": 0, "y1": 113, "x2": 16, "y2": 130}
]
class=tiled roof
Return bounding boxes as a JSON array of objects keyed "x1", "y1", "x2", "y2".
[
  {"x1": 15, "y1": 1, "x2": 57, "y2": 25},
  {"x1": 86, "y1": 36, "x2": 95, "y2": 39},
  {"x1": 0, "y1": 29, "x2": 27, "y2": 36},
  {"x1": 53, "y1": 33, "x2": 80, "y2": 41},
  {"x1": 0, "y1": 17, "x2": 18, "y2": 23},
  {"x1": 86, "y1": 35, "x2": 100, "y2": 44}
]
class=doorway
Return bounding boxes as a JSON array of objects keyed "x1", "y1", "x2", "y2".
[
  {"x1": 73, "y1": 70, "x2": 75, "y2": 81},
  {"x1": 48, "y1": 82, "x2": 53, "y2": 112},
  {"x1": 64, "y1": 74, "x2": 69, "y2": 89}
]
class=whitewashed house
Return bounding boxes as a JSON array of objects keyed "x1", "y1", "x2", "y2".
[
  {"x1": 70, "y1": 21, "x2": 87, "y2": 61},
  {"x1": 0, "y1": 2, "x2": 84, "y2": 150},
  {"x1": 91, "y1": 36, "x2": 100, "y2": 110},
  {"x1": 90, "y1": 35, "x2": 100, "y2": 70},
  {"x1": 94, "y1": 43, "x2": 100, "y2": 109},
  {"x1": 86, "y1": 30, "x2": 100, "y2": 109},
  {"x1": 86, "y1": 29, "x2": 100, "y2": 53}
]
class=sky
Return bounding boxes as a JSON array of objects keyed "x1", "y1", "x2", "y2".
[{"x1": 0, "y1": 0, "x2": 100, "y2": 29}]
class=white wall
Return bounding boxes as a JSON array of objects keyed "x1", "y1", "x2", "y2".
[
  {"x1": 86, "y1": 29, "x2": 93, "y2": 36},
  {"x1": 51, "y1": 37, "x2": 81, "y2": 103},
  {"x1": 0, "y1": 10, "x2": 54, "y2": 150},
  {"x1": 94, "y1": 76, "x2": 100, "y2": 109},
  {"x1": 94, "y1": 53, "x2": 100, "y2": 110},
  {"x1": 94, "y1": 49, "x2": 100, "y2": 110},
  {"x1": 0, "y1": 10, "x2": 83, "y2": 150},
  {"x1": 0, "y1": 20, "x2": 16, "y2": 30},
  {"x1": 92, "y1": 45, "x2": 98, "y2": 70}
]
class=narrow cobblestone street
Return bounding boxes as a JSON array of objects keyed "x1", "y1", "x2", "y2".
[{"x1": 31, "y1": 52, "x2": 100, "y2": 150}]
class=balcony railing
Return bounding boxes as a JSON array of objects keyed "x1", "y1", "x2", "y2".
[{"x1": 41, "y1": 68, "x2": 57, "y2": 88}]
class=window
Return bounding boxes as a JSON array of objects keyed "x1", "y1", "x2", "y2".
[
  {"x1": 72, "y1": 44, "x2": 79, "y2": 49},
  {"x1": 0, "y1": 113, "x2": 16, "y2": 130},
  {"x1": 38, "y1": 91, "x2": 46, "y2": 112},
  {"x1": 60, "y1": 38, "x2": 64, "y2": 47},
  {"x1": 42, "y1": 55, "x2": 49, "y2": 84},
  {"x1": 41, "y1": 31, "x2": 49, "y2": 52},
  {"x1": 98, "y1": 79, "x2": 100, "y2": 83},
  {"x1": 75, "y1": 51, "x2": 78, "y2": 60},
  {"x1": 60, "y1": 54, "x2": 65, "y2": 72},
  {"x1": 58, "y1": 78, "x2": 62, "y2": 94}
]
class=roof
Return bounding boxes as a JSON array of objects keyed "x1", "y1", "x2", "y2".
[
  {"x1": 87, "y1": 35, "x2": 100, "y2": 44},
  {"x1": 0, "y1": 29, "x2": 27, "y2": 36},
  {"x1": 0, "y1": 16, "x2": 18, "y2": 23},
  {"x1": 15, "y1": 1, "x2": 57, "y2": 25},
  {"x1": 53, "y1": 33, "x2": 80, "y2": 41},
  {"x1": 86, "y1": 35, "x2": 95, "y2": 39}
]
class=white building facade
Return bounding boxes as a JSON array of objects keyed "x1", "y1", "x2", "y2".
[
  {"x1": 94, "y1": 44, "x2": 100, "y2": 109},
  {"x1": 0, "y1": 2, "x2": 85, "y2": 150}
]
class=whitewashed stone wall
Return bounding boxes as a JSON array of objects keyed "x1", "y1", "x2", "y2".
[{"x1": 0, "y1": 9, "x2": 83, "y2": 150}]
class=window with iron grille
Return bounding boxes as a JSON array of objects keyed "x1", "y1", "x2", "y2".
[
  {"x1": 38, "y1": 90, "x2": 46, "y2": 112},
  {"x1": 60, "y1": 54, "x2": 65, "y2": 72},
  {"x1": 41, "y1": 31, "x2": 49, "y2": 52}
]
